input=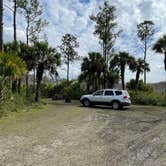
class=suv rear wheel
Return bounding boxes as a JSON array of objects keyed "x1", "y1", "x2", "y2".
[
  {"x1": 112, "y1": 101, "x2": 121, "y2": 110},
  {"x1": 83, "y1": 99, "x2": 91, "y2": 107}
]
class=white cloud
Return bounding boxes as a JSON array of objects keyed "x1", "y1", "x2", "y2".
[{"x1": 3, "y1": 0, "x2": 166, "y2": 83}]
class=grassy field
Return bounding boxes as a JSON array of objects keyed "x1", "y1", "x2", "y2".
[{"x1": 0, "y1": 100, "x2": 166, "y2": 166}]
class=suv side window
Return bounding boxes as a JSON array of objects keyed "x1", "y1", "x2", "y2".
[
  {"x1": 93, "y1": 90, "x2": 104, "y2": 96},
  {"x1": 115, "y1": 91, "x2": 122, "y2": 96},
  {"x1": 104, "y1": 90, "x2": 114, "y2": 96}
]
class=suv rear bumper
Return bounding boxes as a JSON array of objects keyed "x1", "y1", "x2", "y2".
[{"x1": 121, "y1": 102, "x2": 131, "y2": 106}]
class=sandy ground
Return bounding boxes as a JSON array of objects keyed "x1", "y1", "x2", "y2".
[{"x1": 0, "y1": 101, "x2": 166, "y2": 166}]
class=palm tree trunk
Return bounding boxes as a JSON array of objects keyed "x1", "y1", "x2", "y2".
[
  {"x1": 121, "y1": 65, "x2": 125, "y2": 90},
  {"x1": 135, "y1": 70, "x2": 140, "y2": 90},
  {"x1": 25, "y1": 73, "x2": 29, "y2": 97},
  {"x1": 35, "y1": 64, "x2": 44, "y2": 102},
  {"x1": 35, "y1": 79, "x2": 40, "y2": 102},
  {"x1": 12, "y1": 79, "x2": 17, "y2": 93},
  {"x1": 67, "y1": 55, "x2": 69, "y2": 82},
  {"x1": 0, "y1": 0, "x2": 3, "y2": 52},
  {"x1": 17, "y1": 78, "x2": 21, "y2": 94}
]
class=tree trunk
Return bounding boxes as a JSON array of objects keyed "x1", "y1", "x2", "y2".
[
  {"x1": 26, "y1": 27, "x2": 29, "y2": 46},
  {"x1": 17, "y1": 78, "x2": 21, "y2": 94},
  {"x1": 25, "y1": 73, "x2": 29, "y2": 97},
  {"x1": 0, "y1": 0, "x2": 3, "y2": 52},
  {"x1": 25, "y1": 19, "x2": 29, "y2": 97},
  {"x1": 121, "y1": 65, "x2": 125, "y2": 90},
  {"x1": 12, "y1": 79, "x2": 17, "y2": 93},
  {"x1": 35, "y1": 79, "x2": 40, "y2": 102},
  {"x1": 144, "y1": 36, "x2": 147, "y2": 84},
  {"x1": 67, "y1": 55, "x2": 69, "y2": 82},
  {"x1": 135, "y1": 70, "x2": 140, "y2": 90},
  {"x1": 12, "y1": 1, "x2": 17, "y2": 93},
  {"x1": 164, "y1": 51, "x2": 166, "y2": 71},
  {"x1": 103, "y1": 41, "x2": 106, "y2": 89},
  {"x1": 35, "y1": 64, "x2": 44, "y2": 102},
  {"x1": 26, "y1": 18, "x2": 30, "y2": 46},
  {"x1": 33, "y1": 68, "x2": 36, "y2": 87},
  {"x1": 13, "y1": 0, "x2": 16, "y2": 42}
]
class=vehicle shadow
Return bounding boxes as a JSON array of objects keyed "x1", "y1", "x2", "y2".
[{"x1": 79, "y1": 105, "x2": 129, "y2": 111}]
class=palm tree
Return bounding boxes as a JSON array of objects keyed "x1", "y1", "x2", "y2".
[
  {"x1": 130, "y1": 58, "x2": 150, "y2": 89},
  {"x1": 110, "y1": 52, "x2": 135, "y2": 90},
  {"x1": 34, "y1": 42, "x2": 61, "y2": 102},
  {"x1": 153, "y1": 35, "x2": 166, "y2": 71},
  {"x1": 106, "y1": 70, "x2": 119, "y2": 88},
  {"x1": 80, "y1": 52, "x2": 105, "y2": 91},
  {"x1": 18, "y1": 42, "x2": 36, "y2": 96},
  {"x1": 0, "y1": 52, "x2": 26, "y2": 103}
]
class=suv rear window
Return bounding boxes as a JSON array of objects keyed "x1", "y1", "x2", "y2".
[
  {"x1": 115, "y1": 91, "x2": 122, "y2": 96},
  {"x1": 104, "y1": 90, "x2": 114, "y2": 96}
]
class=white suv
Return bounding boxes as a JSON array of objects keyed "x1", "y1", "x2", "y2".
[{"x1": 80, "y1": 89, "x2": 131, "y2": 109}]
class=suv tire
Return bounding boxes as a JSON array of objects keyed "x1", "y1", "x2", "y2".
[
  {"x1": 112, "y1": 101, "x2": 121, "y2": 110},
  {"x1": 83, "y1": 99, "x2": 91, "y2": 107}
]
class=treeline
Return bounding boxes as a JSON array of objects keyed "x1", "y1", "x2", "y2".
[
  {"x1": 78, "y1": 1, "x2": 166, "y2": 93},
  {"x1": 0, "y1": 0, "x2": 166, "y2": 106}
]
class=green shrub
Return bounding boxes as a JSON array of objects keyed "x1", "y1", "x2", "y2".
[
  {"x1": 129, "y1": 91, "x2": 166, "y2": 106},
  {"x1": 127, "y1": 79, "x2": 153, "y2": 92},
  {"x1": 0, "y1": 93, "x2": 38, "y2": 118},
  {"x1": 40, "y1": 81, "x2": 87, "y2": 100}
]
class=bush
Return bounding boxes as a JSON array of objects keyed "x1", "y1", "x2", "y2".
[
  {"x1": 40, "y1": 81, "x2": 87, "y2": 100},
  {"x1": 0, "y1": 93, "x2": 40, "y2": 118},
  {"x1": 129, "y1": 91, "x2": 166, "y2": 106},
  {"x1": 127, "y1": 79, "x2": 153, "y2": 92}
]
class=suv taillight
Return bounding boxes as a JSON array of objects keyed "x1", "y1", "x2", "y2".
[{"x1": 123, "y1": 96, "x2": 128, "y2": 99}]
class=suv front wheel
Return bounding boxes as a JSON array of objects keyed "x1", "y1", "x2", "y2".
[{"x1": 112, "y1": 101, "x2": 121, "y2": 110}]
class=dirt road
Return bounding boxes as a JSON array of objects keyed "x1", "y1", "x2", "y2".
[{"x1": 0, "y1": 101, "x2": 166, "y2": 166}]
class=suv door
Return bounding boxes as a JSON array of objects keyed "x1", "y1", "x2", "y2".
[
  {"x1": 103, "y1": 90, "x2": 114, "y2": 103},
  {"x1": 91, "y1": 90, "x2": 104, "y2": 103}
]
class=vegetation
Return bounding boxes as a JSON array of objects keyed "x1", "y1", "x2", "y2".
[
  {"x1": 110, "y1": 52, "x2": 135, "y2": 90},
  {"x1": 153, "y1": 35, "x2": 166, "y2": 71},
  {"x1": 127, "y1": 79, "x2": 152, "y2": 92},
  {"x1": 0, "y1": 0, "x2": 165, "y2": 118},
  {"x1": 0, "y1": 0, "x2": 3, "y2": 51},
  {"x1": 60, "y1": 34, "x2": 79, "y2": 82},
  {"x1": 90, "y1": 1, "x2": 120, "y2": 87},
  {"x1": 40, "y1": 81, "x2": 86, "y2": 100},
  {"x1": 18, "y1": 0, "x2": 48, "y2": 45},
  {"x1": 129, "y1": 91, "x2": 165, "y2": 106},
  {"x1": 137, "y1": 20, "x2": 154, "y2": 83},
  {"x1": 129, "y1": 58, "x2": 150, "y2": 89},
  {"x1": 79, "y1": 52, "x2": 106, "y2": 91}
]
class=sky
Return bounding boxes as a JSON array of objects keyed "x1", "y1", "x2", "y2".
[{"x1": 3, "y1": 0, "x2": 166, "y2": 83}]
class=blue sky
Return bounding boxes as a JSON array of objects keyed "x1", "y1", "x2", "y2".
[{"x1": 3, "y1": 0, "x2": 166, "y2": 83}]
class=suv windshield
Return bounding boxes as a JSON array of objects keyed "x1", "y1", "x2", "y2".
[{"x1": 93, "y1": 90, "x2": 104, "y2": 96}]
